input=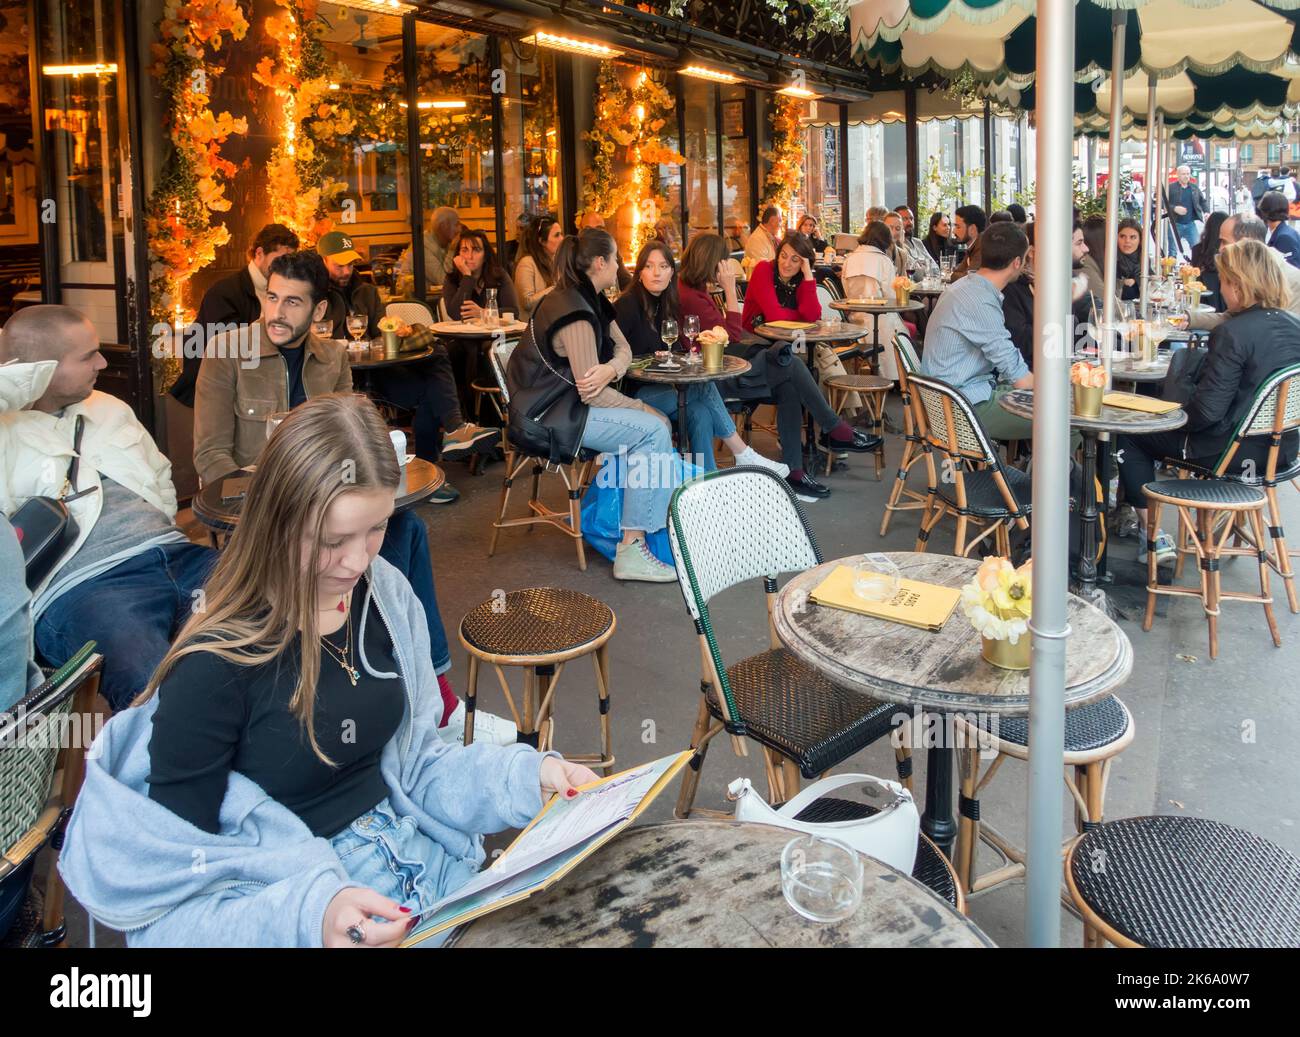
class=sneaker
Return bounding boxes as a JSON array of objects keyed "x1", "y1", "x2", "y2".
[
  {"x1": 613, "y1": 538, "x2": 678, "y2": 583},
  {"x1": 1137, "y1": 530, "x2": 1177, "y2": 567},
  {"x1": 441, "y1": 423, "x2": 498, "y2": 459},
  {"x1": 427, "y1": 483, "x2": 460, "y2": 505},
  {"x1": 733, "y1": 446, "x2": 790, "y2": 479},
  {"x1": 439, "y1": 699, "x2": 518, "y2": 746},
  {"x1": 787, "y1": 471, "x2": 830, "y2": 501},
  {"x1": 1114, "y1": 504, "x2": 1140, "y2": 539}
]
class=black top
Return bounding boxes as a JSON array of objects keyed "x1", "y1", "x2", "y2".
[
  {"x1": 280, "y1": 344, "x2": 307, "y2": 408},
  {"x1": 1002, "y1": 276, "x2": 1094, "y2": 370},
  {"x1": 323, "y1": 272, "x2": 385, "y2": 338},
  {"x1": 1268, "y1": 223, "x2": 1300, "y2": 270},
  {"x1": 171, "y1": 268, "x2": 261, "y2": 406},
  {"x1": 147, "y1": 578, "x2": 405, "y2": 838},
  {"x1": 613, "y1": 291, "x2": 671, "y2": 358}
]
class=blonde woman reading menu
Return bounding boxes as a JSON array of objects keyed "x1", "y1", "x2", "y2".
[{"x1": 60, "y1": 394, "x2": 597, "y2": 947}]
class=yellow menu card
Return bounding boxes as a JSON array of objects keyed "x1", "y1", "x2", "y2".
[
  {"x1": 1101, "y1": 392, "x2": 1181, "y2": 415},
  {"x1": 809, "y1": 564, "x2": 961, "y2": 631},
  {"x1": 401, "y1": 751, "x2": 693, "y2": 946},
  {"x1": 763, "y1": 320, "x2": 816, "y2": 330}
]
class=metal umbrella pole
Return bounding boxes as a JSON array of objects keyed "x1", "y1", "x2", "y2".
[
  {"x1": 1100, "y1": 9, "x2": 1126, "y2": 388},
  {"x1": 1025, "y1": 0, "x2": 1074, "y2": 949},
  {"x1": 1138, "y1": 74, "x2": 1158, "y2": 318}
]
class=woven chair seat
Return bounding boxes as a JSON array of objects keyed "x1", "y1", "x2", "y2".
[
  {"x1": 823, "y1": 374, "x2": 893, "y2": 393},
  {"x1": 976, "y1": 694, "x2": 1130, "y2": 754},
  {"x1": 934, "y1": 466, "x2": 1031, "y2": 518},
  {"x1": 790, "y1": 796, "x2": 957, "y2": 908},
  {"x1": 1070, "y1": 816, "x2": 1300, "y2": 948},
  {"x1": 1170, "y1": 454, "x2": 1300, "y2": 487},
  {"x1": 717, "y1": 649, "x2": 901, "y2": 777},
  {"x1": 461, "y1": 587, "x2": 613, "y2": 658},
  {"x1": 1142, "y1": 478, "x2": 1265, "y2": 507}
]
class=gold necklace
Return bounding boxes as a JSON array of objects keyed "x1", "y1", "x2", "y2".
[{"x1": 320, "y1": 605, "x2": 359, "y2": 686}]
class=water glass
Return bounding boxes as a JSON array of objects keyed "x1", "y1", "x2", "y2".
[
  {"x1": 780, "y1": 835, "x2": 864, "y2": 924},
  {"x1": 852, "y1": 553, "x2": 901, "y2": 603},
  {"x1": 265, "y1": 411, "x2": 291, "y2": 441},
  {"x1": 940, "y1": 254, "x2": 955, "y2": 283}
]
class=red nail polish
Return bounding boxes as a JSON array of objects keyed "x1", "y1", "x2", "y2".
[
  {"x1": 566, "y1": 788, "x2": 578, "y2": 798},
  {"x1": 399, "y1": 906, "x2": 411, "y2": 913}
]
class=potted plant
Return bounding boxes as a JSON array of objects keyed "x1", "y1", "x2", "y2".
[
  {"x1": 961, "y1": 557, "x2": 1033, "y2": 670},
  {"x1": 376, "y1": 315, "x2": 404, "y2": 360},
  {"x1": 892, "y1": 275, "x2": 916, "y2": 308},
  {"x1": 1070, "y1": 360, "x2": 1106, "y2": 417}
]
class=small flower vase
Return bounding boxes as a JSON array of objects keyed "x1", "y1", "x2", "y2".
[
  {"x1": 1073, "y1": 383, "x2": 1104, "y2": 418},
  {"x1": 894, "y1": 287, "x2": 910, "y2": 307},
  {"x1": 383, "y1": 330, "x2": 400, "y2": 360},
  {"x1": 981, "y1": 635, "x2": 1031, "y2": 670}
]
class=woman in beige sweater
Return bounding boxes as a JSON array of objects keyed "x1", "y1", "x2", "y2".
[{"x1": 513, "y1": 214, "x2": 564, "y2": 316}]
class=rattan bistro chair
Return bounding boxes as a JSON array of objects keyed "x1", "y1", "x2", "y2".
[
  {"x1": 1066, "y1": 816, "x2": 1300, "y2": 948},
  {"x1": 879, "y1": 330, "x2": 935, "y2": 536},
  {"x1": 908, "y1": 374, "x2": 1032, "y2": 558},
  {"x1": 1168, "y1": 363, "x2": 1300, "y2": 614},
  {"x1": 1, "y1": 644, "x2": 102, "y2": 947},
  {"x1": 459, "y1": 588, "x2": 615, "y2": 775},
  {"x1": 666, "y1": 467, "x2": 910, "y2": 818},
  {"x1": 384, "y1": 300, "x2": 436, "y2": 328},
  {"x1": 488, "y1": 340, "x2": 597, "y2": 570}
]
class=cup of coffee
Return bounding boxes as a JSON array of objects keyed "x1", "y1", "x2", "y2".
[{"x1": 389, "y1": 429, "x2": 407, "y2": 467}]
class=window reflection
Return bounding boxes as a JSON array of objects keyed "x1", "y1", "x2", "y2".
[
  {"x1": 501, "y1": 43, "x2": 560, "y2": 268},
  {"x1": 721, "y1": 86, "x2": 750, "y2": 247},
  {"x1": 683, "y1": 79, "x2": 718, "y2": 242}
]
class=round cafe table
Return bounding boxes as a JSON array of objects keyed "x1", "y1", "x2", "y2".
[
  {"x1": 772, "y1": 552, "x2": 1133, "y2": 860},
  {"x1": 752, "y1": 320, "x2": 872, "y2": 462},
  {"x1": 344, "y1": 340, "x2": 436, "y2": 398},
  {"x1": 426, "y1": 319, "x2": 528, "y2": 417},
  {"x1": 1109, "y1": 355, "x2": 1170, "y2": 386},
  {"x1": 830, "y1": 298, "x2": 926, "y2": 366},
  {"x1": 624, "y1": 354, "x2": 750, "y2": 457},
  {"x1": 192, "y1": 459, "x2": 445, "y2": 538},
  {"x1": 999, "y1": 388, "x2": 1186, "y2": 603},
  {"x1": 448, "y1": 820, "x2": 994, "y2": 948}
]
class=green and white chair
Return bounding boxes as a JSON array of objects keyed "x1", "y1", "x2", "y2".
[{"x1": 666, "y1": 467, "x2": 910, "y2": 819}]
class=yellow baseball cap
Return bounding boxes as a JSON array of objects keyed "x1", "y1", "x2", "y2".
[{"x1": 317, "y1": 230, "x2": 362, "y2": 264}]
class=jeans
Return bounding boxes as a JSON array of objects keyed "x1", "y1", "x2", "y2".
[
  {"x1": 634, "y1": 383, "x2": 735, "y2": 470},
  {"x1": 378, "y1": 510, "x2": 451, "y2": 674},
  {"x1": 1169, "y1": 219, "x2": 1200, "y2": 254},
  {"x1": 329, "y1": 797, "x2": 456, "y2": 947},
  {"x1": 369, "y1": 352, "x2": 464, "y2": 462},
  {"x1": 35, "y1": 542, "x2": 218, "y2": 711},
  {"x1": 580, "y1": 407, "x2": 675, "y2": 534}
]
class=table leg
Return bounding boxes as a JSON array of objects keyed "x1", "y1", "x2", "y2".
[
  {"x1": 676, "y1": 385, "x2": 691, "y2": 460},
  {"x1": 870, "y1": 313, "x2": 881, "y2": 375},
  {"x1": 923, "y1": 733, "x2": 956, "y2": 860},
  {"x1": 1077, "y1": 430, "x2": 1100, "y2": 599},
  {"x1": 803, "y1": 347, "x2": 820, "y2": 469},
  {"x1": 1096, "y1": 435, "x2": 1112, "y2": 582}
]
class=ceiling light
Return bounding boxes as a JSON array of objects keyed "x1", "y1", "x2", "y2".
[
  {"x1": 522, "y1": 31, "x2": 623, "y2": 59},
  {"x1": 680, "y1": 65, "x2": 739, "y2": 84},
  {"x1": 43, "y1": 63, "x2": 117, "y2": 76},
  {"x1": 329, "y1": 0, "x2": 415, "y2": 14}
]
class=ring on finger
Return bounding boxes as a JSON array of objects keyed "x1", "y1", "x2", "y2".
[{"x1": 346, "y1": 922, "x2": 366, "y2": 945}]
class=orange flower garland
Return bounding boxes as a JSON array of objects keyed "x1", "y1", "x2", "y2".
[
  {"x1": 761, "y1": 95, "x2": 805, "y2": 217},
  {"x1": 256, "y1": 0, "x2": 352, "y2": 246},
  {"x1": 146, "y1": 0, "x2": 249, "y2": 367}
]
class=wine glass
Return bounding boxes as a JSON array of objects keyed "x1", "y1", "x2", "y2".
[
  {"x1": 682, "y1": 314, "x2": 701, "y2": 365},
  {"x1": 345, "y1": 312, "x2": 368, "y2": 346},
  {"x1": 311, "y1": 319, "x2": 333, "y2": 340},
  {"x1": 661, "y1": 317, "x2": 679, "y2": 354}
]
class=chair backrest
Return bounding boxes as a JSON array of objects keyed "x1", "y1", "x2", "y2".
[
  {"x1": 1216, "y1": 362, "x2": 1300, "y2": 477},
  {"x1": 894, "y1": 329, "x2": 921, "y2": 376},
  {"x1": 490, "y1": 339, "x2": 517, "y2": 404},
  {"x1": 385, "y1": 301, "x2": 435, "y2": 327},
  {"x1": 0, "y1": 646, "x2": 101, "y2": 862},
  {"x1": 815, "y1": 283, "x2": 839, "y2": 323},
  {"x1": 906, "y1": 372, "x2": 1000, "y2": 466}
]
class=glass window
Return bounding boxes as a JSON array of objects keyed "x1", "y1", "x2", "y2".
[
  {"x1": 721, "y1": 85, "x2": 751, "y2": 247},
  {"x1": 501, "y1": 40, "x2": 560, "y2": 266},
  {"x1": 1242, "y1": 143, "x2": 1254, "y2": 162},
  {"x1": 799, "y1": 119, "x2": 841, "y2": 234},
  {"x1": 0, "y1": 2, "x2": 38, "y2": 263},
  {"x1": 1268, "y1": 143, "x2": 1281, "y2": 164},
  {"x1": 682, "y1": 78, "x2": 718, "y2": 243},
  {"x1": 847, "y1": 120, "x2": 907, "y2": 233}
]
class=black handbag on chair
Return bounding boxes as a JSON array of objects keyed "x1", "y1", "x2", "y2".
[{"x1": 9, "y1": 416, "x2": 96, "y2": 590}]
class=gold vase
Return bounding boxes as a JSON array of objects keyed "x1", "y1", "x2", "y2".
[
  {"x1": 981, "y1": 635, "x2": 1031, "y2": 670},
  {"x1": 1073, "y1": 383, "x2": 1104, "y2": 418},
  {"x1": 383, "y1": 329, "x2": 400, "y2": 359},
  {"x1": 702, "y1": 337, "x2": 725, "y2": 372},
  {"x1": 894, "y1": 288, "x2": 910, "y2": 307}
]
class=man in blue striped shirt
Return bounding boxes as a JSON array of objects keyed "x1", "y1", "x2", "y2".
[{"x1": 921, "y1": 222, "x2": 1034, "y2": 441}]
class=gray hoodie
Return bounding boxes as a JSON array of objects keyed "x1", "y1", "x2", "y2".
[{"x1": 58, "y1": 556, "x2": 550, "y2": 946}]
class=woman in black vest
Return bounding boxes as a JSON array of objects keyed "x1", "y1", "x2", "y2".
[
  {"x1": 506, "y1": 228, "x2": 677, "y2": 583},
  {"x1": 613, "y1": 240, "x2": 788, "y2": 476}
]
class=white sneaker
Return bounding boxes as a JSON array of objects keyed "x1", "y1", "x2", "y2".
[
  {"x1": 734, "y1": 446, "x2": 790, "y2": 479},
  {"x1": 440, "y1": 698, "x2": 518, "y2": 746}
]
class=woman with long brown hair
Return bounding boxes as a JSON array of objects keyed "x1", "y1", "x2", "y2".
[
  {"x1": 60, "y1": 393, "x2": 597, "y2": 947},
  {"x1": 513, "y1": 212, "x2": 564, "y2": 315}
]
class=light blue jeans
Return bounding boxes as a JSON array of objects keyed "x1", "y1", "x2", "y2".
[
  {"x1": 329, "y1": 797, "x2": 455, "y2": 947},
  {"x1": 634, "y1": 383, "x2": 735, "y2": 471},
  {"x1": 580, "y1": 406, "x2": 675, "y2": 534}
]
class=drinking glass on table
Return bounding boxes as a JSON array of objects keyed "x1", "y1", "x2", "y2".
[
  {"x1": 265, "y1": 411, "x2": 292, "y2": 441},
  {"x1": 661, "y1": 317, "x2": 679, "y2": 354},
  {"x1": 483, "y1": 287, "x2": 499, "y2": 327},
  {"x1": 345, "y1": 312, "x2": 368, "y2": 345},
  {"x1": 311, "y1": 319, "x2": 333, "y2": 339},
  {"x1": 682, "y1": 314, "x2": 701, "y2": 365},
  {"x1": 852, "y1": 553, "x2": 901, "y2": 603},
  {"x1": 940, "y1": 253, "x2": 955, "y2": 283}
]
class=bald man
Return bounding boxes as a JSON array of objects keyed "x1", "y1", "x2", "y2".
[
  {"x1": 397, "y1": 205, "x2": 462, "y2": 286},
  {"x1": 1190, "y1": 213, "x2": 1300, "y2": 331},
  {"x1": 0, "y1": 305, "x2": 217, "y2": 710}
]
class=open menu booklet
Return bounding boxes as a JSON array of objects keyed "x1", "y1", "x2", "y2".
[{"x1": 401, "y1": 750, "x2": 692, "y2": 945}]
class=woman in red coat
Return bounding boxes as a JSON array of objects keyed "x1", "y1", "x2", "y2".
[
  {"x1": 682, "y1": 232, "x2": 879, "y2": 501},
  {"x1": 741, "y1": 234, "x2": 822, "y2": 330}
]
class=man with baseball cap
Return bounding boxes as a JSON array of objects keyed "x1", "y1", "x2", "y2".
[{"x1": 316, "y1": 234, "x2": 494, "y2": 492}]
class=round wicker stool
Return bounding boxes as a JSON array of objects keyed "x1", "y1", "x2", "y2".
[
  {"x1": 1066, "y1": 815, "x2": 1300, "y2": 948},
  {"x1": 459, "y1": 587, "x2": 616, "y2": 774},
  {"x1": 822, "y1": 374, "x2": 892, "y2": 480},
  {"x1": 1142, "y1": 478, "x2": 1281, "y2": 660}
]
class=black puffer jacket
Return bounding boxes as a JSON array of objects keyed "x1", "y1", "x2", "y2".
[{"x1": 1184, "y1": 305, "x2": 1300, "y2": 459}]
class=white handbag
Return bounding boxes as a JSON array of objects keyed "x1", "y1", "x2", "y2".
[{"x1": 727, "y1": 773, "x2": 920, "y2": 874}]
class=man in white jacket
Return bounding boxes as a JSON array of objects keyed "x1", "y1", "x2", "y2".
[{"x1": 0, "y1": 305, "x2": 217, "y2": 710}]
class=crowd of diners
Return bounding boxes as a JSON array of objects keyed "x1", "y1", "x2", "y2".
[{"x1": 3, "y1": 181, "x2": 1300, "y2": 946}]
